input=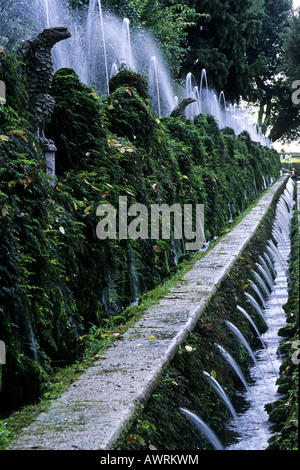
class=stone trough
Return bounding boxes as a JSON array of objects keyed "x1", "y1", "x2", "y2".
[{"x1": 8, "y1": 176, "x2": 288, "y2": 450}]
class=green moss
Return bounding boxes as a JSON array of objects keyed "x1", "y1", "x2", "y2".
[
  {"x1": 113, "y1": 187, "x2": 288, "y2": 450},
  {"x1": 109, "y1": 66, "x2": 150, "y2": 101},
  {"x1": 0, "y1": 56, "x2": 282, "y2": 414}
]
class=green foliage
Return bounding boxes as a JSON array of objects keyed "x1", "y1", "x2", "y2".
[
  {"x1": 266, "y1": 197, "x2": 299, "y2": 450},
  {"x1": 114, "y1": 192, "x2": 287, "y2": 450},
  {"x1": 268, "y1": 8, "x2": 300, "y2": 143},
  {"x1": 247, "y1": 0, "x2": 294, "y2": 142},
  {"x1": 106, "y1": 85, "x2": 157, "y2": 145},
  {"x1": 0, "y1": 50, "x2": 28, "y2": 115},
  {"x1": 109, "y1": 65, "x2": 150, "y2": 100},
  {"x1": 101, "y1": 0, "x2": 199, "y2": 75},
  {"x1": 0, "y1": 0, "x2": 35, "y2": 51},
  {"x1": 0, "y1": 100, "x2": 86, "y2": 407},
  {"x1": 181, "y1": 0, "x2": 266, "y2": 101},
  {"x1": 47, "y1": 67, "x2": 107, "y2": 174}
]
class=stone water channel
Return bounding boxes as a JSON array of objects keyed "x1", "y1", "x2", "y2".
[
  {"x1": 8, "y1": 175, "x2": 296, "y2": 451},
  {"x1": 186, "y1": 176, "x2": 295, "y2": 451},
  {"x1": 222, "y1": 176, "x2": 295, "y2": 450}
]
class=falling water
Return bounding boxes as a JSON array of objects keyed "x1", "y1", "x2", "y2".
[
  {"x1": 248, "y1": 279, "x2": 266, "y2": 309},
  {"x1": 244, "y1": 292, "x2": 267, "y2": 324},
  {"x1": 258, "y1": 255, "x2": 274, "y2": 285},
  {"x1": 228, "y1": 203, "x2": 233, "y2": 223},
  {"x1": 96, "y1": 0, "x2": 109, "y2": 94},
  {"x1": 202, "y1": 371, "x2": 240, "y2": 428},
  {"x1": 237, "y1": 305, "x2": 278, "y2": 376},
  {"x1": 27, "y1": 319, "x2": 39, "y2": 362},
  {"x1": 252, "y1": 270, "x2": 270, "y2": 297},
  {"x1": 180, "y1": 408, "x2": 224, "y2": 450},
  {"x1": 255, "y1": 263, "x2": 274, "y2": 291},
  {"x1": 219, "y1": 91, "x2": 226, "y2": 109},
  {"x1": 263, "y1": 252, "x2": 276, "y2": 277},
  {"x1": 223, "y1": 179, "x2": 294, "y2": 450},
  {"x1": 149, "y1": 56, "x2": 161, "y2": 118},
  {"x1": 122, "y1": 18, "x2": 134, "y2": 70},
  {"x1": 226, "y1": 320, "x2": 257, "y2": 365},
  {"x1": 171, "y1": 237, "x2": 178, "y2": 265},
  {"x1": 214, "y1": 344, "x2": 250, "y2": 392},
  {"x1": 255, "y1": 263, "x2": 274, "y2": 290},
  {"x1": 128, "y1": 245, "x2": 142, "y2": 305},
  {"x1": 236, "y1": 305, "x2": 266, "y2": 350}
]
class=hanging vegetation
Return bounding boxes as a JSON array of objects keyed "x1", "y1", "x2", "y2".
[{"x1": 0, "y1": 54, "x2": 281, "y2": 409}]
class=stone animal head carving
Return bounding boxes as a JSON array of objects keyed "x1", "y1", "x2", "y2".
[
  {"x1": 40, "y1": 25, "x2": 71, "y2": 47},
  {"x1": 170, "y1": 97, "x2": 197, "y2": 122}
]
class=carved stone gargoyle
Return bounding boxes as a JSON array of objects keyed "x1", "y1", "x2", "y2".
[
  {"x1": 18, "y1": 25, "x2": 71, "y2": 182},
  {"x1": 18, "y1": 25, "x2": 71, "y2": 148},
  {"x1": 170, "y1": 97, "x2": 196, "y2": 122}
]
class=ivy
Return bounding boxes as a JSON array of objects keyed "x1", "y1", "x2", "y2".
[{"x1": 0, "y1": 56, "x2": 281, "y2": 410}]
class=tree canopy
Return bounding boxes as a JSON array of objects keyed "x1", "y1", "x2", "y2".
[
  {"x1": 1, "y1": 0, "x2": 299, "y2": 142},
  {"x1": 269, "y1": 7, "x2": 300, "y2": 143},
  {"x1": 180, "y1": 0, "x2": 266, "y2": 101}
]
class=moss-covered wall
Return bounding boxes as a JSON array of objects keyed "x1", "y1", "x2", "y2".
[
  {"x1": 113, "y1": 185, "x2": 293, "y2": 450},
  {"x1": 0, "y1": 54, "x2": 281, "y2": 410}
]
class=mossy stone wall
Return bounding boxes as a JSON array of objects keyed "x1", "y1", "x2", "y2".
[{"x1": 0, "y1": 61, "x2": 281, "y2": 409}]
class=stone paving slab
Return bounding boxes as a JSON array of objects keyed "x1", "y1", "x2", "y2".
[{"x1": 8, "y1": 176, "x2": 288, "y2": 450}]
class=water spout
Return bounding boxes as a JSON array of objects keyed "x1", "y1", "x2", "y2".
[
  {"x1": 252, "y1": 270, "x2": 270, "y2": 297},
  {"x1": 96, "y1": 0, "x2": 109, "y2": 95},
  {"x1": 237, "y1": 305, "x2": 266, "y2": 349},
  {"x1": 149, "y1": 56, "x2": 161, "y2": 118},
  {"x1": 202, "y1": 371, "x2": 239, "y2": 425},
  {"x1": 263, "y1": 252, "x2": 276, "y2": 277},
  {"x1": 214, "y1": 343, "x2": 249, "y2": 392},
  {"x1": 255, "y1": 263, "x2": 274, "y2": 291},
  {"x1": 122, "y1": 18, "x2": 134, "y2": 69},
  {"x1": 45, "y1": 0, "x2": 50, "y2": 27},
  {"x1": 248, "y1": 279, "x2": 266, "y2": 309},
  {"x1": 199, "y1": 69, "x2": 209, "y2": 114},
  {"x1": 226, "y1": 320, "x2": 257, "y2": 365},
  {"x1": 258, "y1": 255, "x2": 274, "y2": 285},
  {"x1": 180, "y1": 408, "x2": 223, "y2": 450},
  {"x1": 244, "y1": 292, "x2": 267, "y2": 324}
]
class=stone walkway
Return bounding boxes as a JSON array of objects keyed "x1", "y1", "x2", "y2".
[{"x1": 8, "y1": 176, "x2": 288, "y2": 450}]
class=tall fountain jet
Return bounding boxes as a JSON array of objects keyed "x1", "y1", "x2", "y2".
[
  {"x1": 95, "y1": 0, "x2": 109, "y2": 94},
  {"x1": 23, "y1": 0, "x2": 273, "y2": 144},
  {"x1": 122, "y1": 18, "x2": 134, "y2": 70},
  {"x1": 149, "y1": 56, "x2": 161, "y2": 118}
]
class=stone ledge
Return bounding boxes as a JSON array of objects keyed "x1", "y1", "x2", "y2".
[{"x1": 8, "y1": 176, "x2": 288, "y2": 450}]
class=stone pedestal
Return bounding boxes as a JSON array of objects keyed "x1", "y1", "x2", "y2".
[{"x1": 40, "y1": 139, "x2": 57, "y2": 186}]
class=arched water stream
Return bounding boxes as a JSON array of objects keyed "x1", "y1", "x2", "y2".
[{"x1": 182, "y1": 178, "x2": 295, "y2": 450}]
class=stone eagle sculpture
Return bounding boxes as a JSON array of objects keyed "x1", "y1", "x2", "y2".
[
  {"x1": 18, "y1": 25, "x2": 71, "y2": 145},
  {"x1": 170, "y1": 97, "x2": 196, "y2": 122}
]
